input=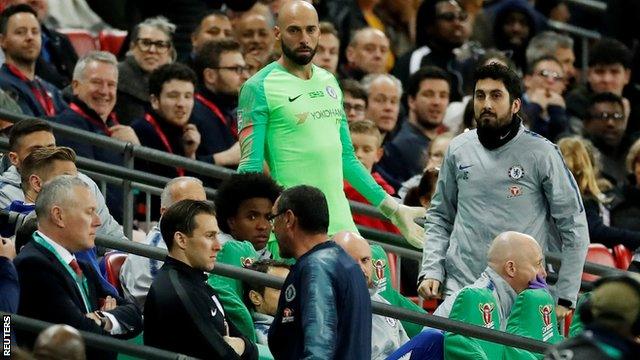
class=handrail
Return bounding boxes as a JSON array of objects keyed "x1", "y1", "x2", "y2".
[
  {"x1": 565, "y1": 0, "x2": 606, "y2": 12},
  {"x1": 547, "y1": 20, "x2": 602, "y2": 40},
  {"x1": 95, "y1": 234, "x2": 550, "y2": 354},
  {"x1": 1, "y1": 312, "x2": 196, "y2": 360}
]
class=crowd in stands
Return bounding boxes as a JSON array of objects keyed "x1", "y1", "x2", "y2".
[{"x1": 0, "y1": 0, "x2": 640, "y2": 358}]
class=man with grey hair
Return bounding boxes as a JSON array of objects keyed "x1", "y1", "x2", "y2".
[
  {"x1": 14, "y1": 175, "x2": 142, "y2": 360},
  {"x1": 52, "y1": 50, "x2": 139, "y2": 222},
  {"x1": 526, "y1": 31, "x2": 576, "y2": 88},
  {"x1": 120, "y1": 176, "x2": 206, "y2": 309},
  {"x1": 115, "y1": 16, "x2": 176, "y2": 123},
  {"x1": 361, "y1": 73, "x2": 403, "y2": 141}
]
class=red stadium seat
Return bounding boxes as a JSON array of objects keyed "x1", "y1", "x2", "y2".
[
  {"x1": 58, "y1": 29, "x2": 98, "y2": 57},
  {"x1": 582, "y1": 244, "x2": 616, "y2": 282},
  {"x1": 613, "y1": 244, "x2": 633, "y2": 270},
  {"x1": 99, "y1": 30, "x2": 128, "y2": 56},
  {"x1": 104, "y1": 251, "x2": 127, "y2": 292}
]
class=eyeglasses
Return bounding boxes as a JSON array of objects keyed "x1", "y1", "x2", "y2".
[
  {"x1": 436, "y1": 11, "x2": 469, "y2": 22},
  {"x1": 537, "y1": 69, "x2": 564, "y2": 82},
  {"x1": 136, "y1": 38, "x2": 171, "y2": 53},
  {"x1": 589, "y1": 111, "x2": 625, "y2": 122},
  {"x1": 213, "y1": 65, "x2": 253, "y2": 74},
  {"x1": 344, "y1": 103, "x2": 366, "y2": 113},
  {"x1": 267, "y1": 210, "x2": 287, "y2": 225}
]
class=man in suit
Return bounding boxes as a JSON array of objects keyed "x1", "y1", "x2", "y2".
[{"x1": 14, "y1": 175, "x2": 142, "y2": 360}]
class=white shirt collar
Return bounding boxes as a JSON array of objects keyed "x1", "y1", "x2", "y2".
[{"x1": 36, "y1": 230, "x2": 76, "y2": 265}]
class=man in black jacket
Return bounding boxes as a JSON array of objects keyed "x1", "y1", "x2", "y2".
[
  {"x1": 14, "y1": 175, "x2": 142, "y2": 360},
  {"x1": 144, "y1": 199, "x2": 258, "y2": 360}
]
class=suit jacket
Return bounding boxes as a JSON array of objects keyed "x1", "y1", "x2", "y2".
[{"x1": 14, "y1": 240, "x2": 142, "y2": 360}]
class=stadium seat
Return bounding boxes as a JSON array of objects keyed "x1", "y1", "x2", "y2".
[
  {"x1": 386, "y1": 252, "x2": 398, "y2": 290},
  {"x1": 408, "y1": 296, "x2": 439, "y2": 313},
  {"x1": 58, "y1": 29, "x2": 98, "y2": 57},
  {"x1": 582, "y1": 244, "x2": 616, "y2": 282},
  {"x1": 104, "y1": 251, "x2": 127, "y2": 293},
  {"x1": 99, "y1": 30, "x2": 128, "y2": 56},
  {"x1": 613, "y1": 244, "x2": 632, "y2": 270}
]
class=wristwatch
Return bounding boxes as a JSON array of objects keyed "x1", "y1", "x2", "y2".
[{"x1": 95, "y1": 310, "x2": 107, "y2": 328}]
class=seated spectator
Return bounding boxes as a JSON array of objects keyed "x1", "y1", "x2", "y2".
[
  {"x1": 0, "y1": 119, "x2": 127, "y2": 242},
  {"x1": 45, "y1": 0, "x2": 110, "y2": 32},
  {"x1": 610, "y1": 138, "x2": 640, "y2": 237},
  {"x1": 189, "y1": 11, "x2": 233, "y2": 61},
  {"x1": 544, "y1": 275, "x2": 640, "y2": 359},
  {"x1": 14, "y1": 176, "x2": 142, "y2": 360},
  {"x1": 340, "y1": 27, "x2": 390, "y2": 81},
  {"x1": 522, "y1": 55, "x2": 568, "y2": 141},
  {"x1": 115, "y1": 16, "x2": 175, "y2": 124},
  {"x1": 558, "y1": 136, "x2": 640, "y2": 250},
  {"x1": 525, "y1": 31, "x2": 577, "y2": 92},
  {"x1": 144, "y1": 199, "x2": 258, "y2": 359},
  {"x1": 32, "y1": 324, "x2": 86, "y2": 360},
  {"x1": 399, "y1": 132, "x2": 453, "y2": 199},
  {"x1": 341, "y1": 79, "x2": 367, "y2": 123},
  {"x1": 5, "y1": 0, "x2": 79, "y2": 88},
  {"x1": 344, "y1": 120, "x2": 399, "y2": 233},
  {"x1": 582, "y1": 92, "x2": 634, "y2": 186},
  {"x1": 245, "y1": 259, "x2": 290, "y2": 345},
  {"x1": 0, "y1": 236, "x2": 17, "y2": 313},
  {"x1": 7, "y1": 146, "x2": 119, "y2": 295},
  {"x1": 53, "y1": 50, "x2": 141, "y2": 222},
  {"x1": 434, "y1": 231, "x2": 547, "y2": 328},
  {"x1": 119, "y1": 176, "x2": 206, "y2": 309},
  {"x1": 378, "y1": 66, "x2": 450, "y2": 185},
  {"x1": 233, "y1": 9, "x2": 275, "y2": 75},
  {"x1": 214, "y1": 172, "x2": 282, "y2": 259},
  {"x1": 361, "y1": 73, "x2": 402, "y2": 143},
  {"x1": 131, "y1": 63, "x2": 200, "y2": 179},
  {"x1": 191, "y1": 39, "x2": 247, "y2": 168},
  {"x1": 312, "y1": 21, "x2": 339, "y2": 75},
  {"x1": 0, "y1": 5, "x2": 67, "y2": 117}
]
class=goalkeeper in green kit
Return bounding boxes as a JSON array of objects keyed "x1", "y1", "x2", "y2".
[{"x1": 237, "y1": 0, "x2": 425, "y2": 254}]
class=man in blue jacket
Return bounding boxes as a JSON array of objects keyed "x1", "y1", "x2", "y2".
[{"x1": 268, "y1": 185, "x2": 372, "y2": 360}]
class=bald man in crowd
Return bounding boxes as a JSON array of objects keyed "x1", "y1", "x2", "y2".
[
  {"x1": 341, "y1": 27, "x2": 391, "y2": 80},
  {"x1": 434, "y1": 231, "x2": 547, "y2": 328},
  {"x1": 33, "y1": 324, "x2": 86, "y2": 360}
]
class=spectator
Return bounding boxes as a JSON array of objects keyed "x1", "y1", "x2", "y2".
[
  {"x1": 378, "y1": 66, "x2": 450, "y2": 185},
  {"x1": 144, "y1": 199, "x2": 258, "y2": 359},
  {"x1": 344, "y1": 120, "x2": 399, "y2": 233},
  {"x1": 214, "y1": 172, "x2": 282, "y2": 259},
  {"x1": 0, "y1": 119, "x2": 128, "y2": 243},
  {"x1": 267, "y1": 185, "x2": 372, "y2": 360},
  {"x1": 341, "y1": 79, "x2": 367, "y2": 123},
  {"x1": 245, "y1": 259, "x2": 290, "y2": 345},
  {"x1": 0, "y1": 236, "x2": 17, "y2": 313},
  {"x1": 361, "y1": 73, "x2": 402, "y2": 142},
  {"x1": 234, "y1": 9, "x2": 275, "y2": 75},
  {"x1": 191, "y1": 39, "x2": 247, "y2": 168},
  {"x1": 525, "y1": 31, "x2": 576, "y2": 91},
  {"x1": 521, "y1": 55, "x2": 568, "y2": 141},
  {"x1": 189, "y1": 11, "x2": 233, "y2": 59},
  {"x1": 610, "y1": 138, "x2": 640, "y2": 235},
  {"x1": 131, "y1": 63, "x2": 200, "y2": 180},
  {"x1": 582, "y1": 92, "x2": 633, "y2": 186},
  {"x1": 0, "y1": 4, "x2": 67, "y2": 117},
  {"x1": 399, "y1": 132, "x2": 454, "y2": 199},
  {"x1": 32, "y1": 324, "x2": 86, "y2": 360},
  {"x1": 45, "y1": 0, "x2": 110, "y2": 32},
  {"x1": 393, "y1": 0, "x2": 467, "y2": 101},
  {"x1": 544, "y1": 275, "x2": 640, "y2": 359},
  {"x1": 119, "y1": 176, "x2": 206, "y2": 309},
  {"x1": 115, "y1": 16, "x2": 175, "y2": 124},
  {"x1": 14, "y1": 176, "x2": 142, "y2": 360},
  {"x1": 312, "y1": 21, "x2": 339, "y2": 75},
  {"x1": 418, "y1": 64, "x2": 588, "y2": 319},
  {"x1": 341, "y1": 27, "x2": 390, "y2": 80},
  {"x1": 558, "y1": 137, "x2": 640, "y2": 250},
  {"x1": 53, "y1": 51, "x2": 141, "y2": 222},
  {"x1": 5, "y1": 0, "x2": 79, "y2": 89},
  {"x1": 435, "y1": 231, "x2": 547, "y2": 326}
]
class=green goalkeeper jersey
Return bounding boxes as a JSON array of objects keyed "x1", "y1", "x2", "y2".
[{"x1": 237, "y1": 62, "x2": 386, "y2": 235}]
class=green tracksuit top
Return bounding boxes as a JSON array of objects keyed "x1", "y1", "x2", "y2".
[{"x1": 237, "y1": 62, "x2": 386, "y2": 235}]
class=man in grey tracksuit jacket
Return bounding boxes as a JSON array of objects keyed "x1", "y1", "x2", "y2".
[{"x1": 0, "y1": 165, "x2": 127, "y2": 241}]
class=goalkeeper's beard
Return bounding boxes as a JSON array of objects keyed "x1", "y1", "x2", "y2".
[{"x1": 281, "y1": 41, "x2": 316, "y2": 65}]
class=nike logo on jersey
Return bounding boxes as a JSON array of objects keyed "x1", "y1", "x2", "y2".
[
  {"x1": 288, "y1": 94, "x2": 302, "y2": 102},
  {"x1": 458, "y1": 164, "x2": 473, "y2": 170}
]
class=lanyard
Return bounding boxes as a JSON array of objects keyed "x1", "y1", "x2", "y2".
[
  {"x1": 144, "y1": 113, "x2": 185, "y2": 176},
  {"x1": 69, "y1": 102, "x2": 119, "y2": 136},
  {"x1": 33, "y1": 233, "x2": 92, "y2": 312},
  {"x1": 195, "y1": 93, "x2": 238, "y2": 139},
  {"x1": 6, "y1": 64, "x2": 56, "y2": 116}
]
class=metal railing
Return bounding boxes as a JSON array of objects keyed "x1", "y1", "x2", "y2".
[{"x1": 565, "y1": 0, "x2": 606, "y2": 12}]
